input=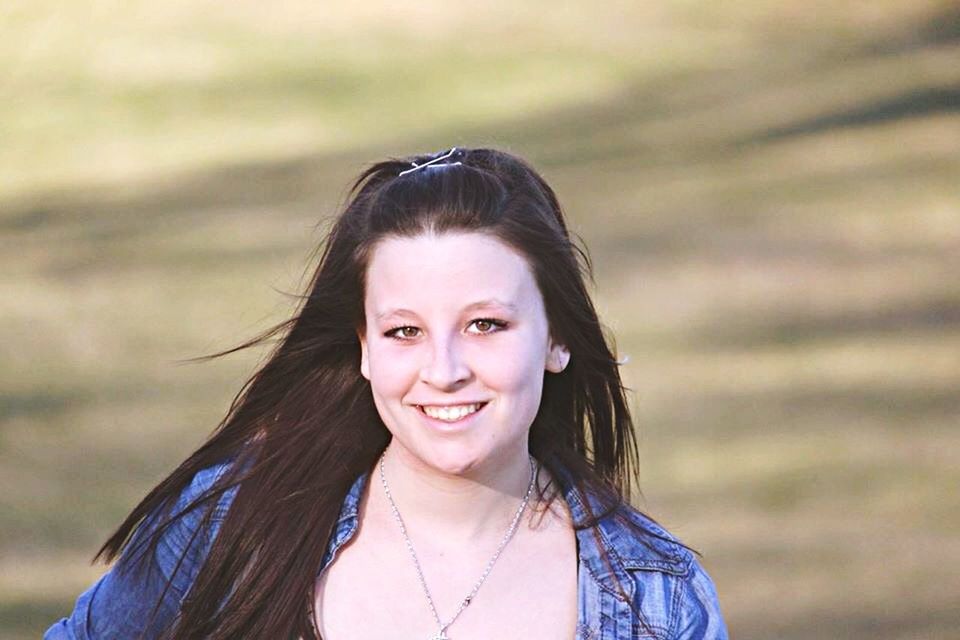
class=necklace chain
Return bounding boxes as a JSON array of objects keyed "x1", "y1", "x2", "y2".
[{"x1": 378, "y1": 451, "x2": 537, "y2": 640}]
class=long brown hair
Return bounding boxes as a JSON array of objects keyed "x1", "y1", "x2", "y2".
[{"x1": 96, "y1": 147, "x2": 665, "y2": 638}]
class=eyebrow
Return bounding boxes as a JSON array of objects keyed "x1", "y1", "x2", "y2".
[{"x1": 374, "y1": 298, "x2": 518, "y2": 322}]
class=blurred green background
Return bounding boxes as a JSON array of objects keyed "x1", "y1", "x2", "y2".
[{"x1": 2, "y1": 1, "x2": 958, "y2": 638}]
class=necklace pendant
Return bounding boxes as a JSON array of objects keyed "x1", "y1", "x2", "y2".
[{"x1": 430, "y1": 630, "x2": 450, "y2": 640}]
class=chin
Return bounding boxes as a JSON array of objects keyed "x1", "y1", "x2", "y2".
[
  {"x1": 423, "y1": 451, "x2": 483, "y2": 476},
  {"x1": 409, "y1": 441, "x2": 489, "y2": 477}
]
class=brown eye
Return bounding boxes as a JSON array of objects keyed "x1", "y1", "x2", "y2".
[
  {"x1": 468, "y1": 318, "x2": 506, "y2": 334},
  {"x1": 384, "y1": 326, "x2": 420, "y2": 340}
]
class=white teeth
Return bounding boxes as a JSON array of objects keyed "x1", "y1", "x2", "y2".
[{"x1": 421, "y1": 403, "x2": 482, "y2": 422}]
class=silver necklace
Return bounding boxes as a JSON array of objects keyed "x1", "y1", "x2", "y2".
[{"x1": 378, "y1": 451, "x2": 537, "y2": 640}]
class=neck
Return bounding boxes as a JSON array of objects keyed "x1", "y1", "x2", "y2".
[{"x1": 373, "y1": 442, "x2": 537, "y2": 547}]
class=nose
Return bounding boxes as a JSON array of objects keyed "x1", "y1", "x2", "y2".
[{"x1": 419, "y1": 334, "x2": 472, "y2": 390}]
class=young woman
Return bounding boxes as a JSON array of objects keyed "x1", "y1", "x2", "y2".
[{"x1": 46, "y1": 147, "x2": 728, "y2": 639}]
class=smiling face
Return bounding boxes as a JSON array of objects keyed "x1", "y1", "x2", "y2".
[{"x1": 358, "y1": 231, "x2": 569, "y2": 478}]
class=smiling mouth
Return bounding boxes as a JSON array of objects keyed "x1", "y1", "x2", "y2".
[{"x1": 416, "y1": 402, "x2": 488, "y2": 423}]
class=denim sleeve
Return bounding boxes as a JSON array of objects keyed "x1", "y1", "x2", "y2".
[
  {"x1": 43, "y1": 464, "x2": 233, "y2": 640},
  {"x1": 671, "y1": 560, "x2": 729, "y2": 640}
]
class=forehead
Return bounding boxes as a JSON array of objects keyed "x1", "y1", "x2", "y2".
[{"x1": 364, "y1": 232, "x2": 540, "y2": 310}]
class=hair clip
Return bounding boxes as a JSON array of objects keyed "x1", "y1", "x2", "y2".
[{"x1": 398, "y1": 147, "x2": 463, "y2": 177}]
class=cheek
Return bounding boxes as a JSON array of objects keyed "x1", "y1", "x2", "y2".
[
  {"x1": 473, "y1": 339, "x2": 546, "y2": 392},
  {"x1": 367, "y1": 343, "x2": 417, "y2": 397}
]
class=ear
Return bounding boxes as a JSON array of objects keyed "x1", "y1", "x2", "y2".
[
  {"x1": 358, "y1": 329, "x2": 371, "y2": 381},
  {"x1": 545, "y1": 337, "x2": 570, "y2": 374}
]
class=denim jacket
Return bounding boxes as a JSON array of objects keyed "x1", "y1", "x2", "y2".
[{"x1": 46, "y1": 460, "x2": 728, "y2": 639}]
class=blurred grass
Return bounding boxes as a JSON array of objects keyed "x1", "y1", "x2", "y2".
[{"x1": 2, "y1": 1, "x2": 959, "y2": 638}]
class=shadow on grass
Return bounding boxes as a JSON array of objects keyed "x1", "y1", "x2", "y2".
[
  {"x1": 694, "y1": 295, "x2": 960, "y2": 349},
  {"x1": 0, "y1": 371, "x2": 241, "y2": 429},
  {"x1": 7, "y1": 100, "x2": 954, "y2": 280},
  {"x1": 0, "y1": 390, "x2": 84, "y2": 423},
  {"x1": 2, "y1": 1, "x2": 956, "y2": 277},
  {"x1": 645, "y1": 383, "x2": 960, "y2": 439},
  {"x1": 0, "y1": 596, "x2": 71, "y2": 639},
  {"x1": 737, "y1": 606, "x2": 960, "y2": 640},
  {"x1": 745, "y1": 87, "x2": 960, "y2": 143},
  {"x1": 862, "y1": 4, "x2": 960, "y2": 56}
]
